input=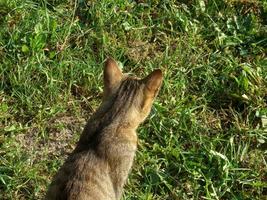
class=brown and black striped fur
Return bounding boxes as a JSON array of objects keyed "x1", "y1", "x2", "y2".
[{"x1": 45, "y1": 58, "x2": 163, "y2": 200}]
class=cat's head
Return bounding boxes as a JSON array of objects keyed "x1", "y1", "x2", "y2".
[{"x1": 102, "y1": 58, "x2": 163, "y2": 128}]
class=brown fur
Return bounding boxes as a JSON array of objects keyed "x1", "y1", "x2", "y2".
[{"x1": 45, "y1": 58, "x2": 163, "y2": 200}]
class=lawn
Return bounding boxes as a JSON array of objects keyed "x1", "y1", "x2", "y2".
[{"x1": 0, "y1": 0, "x2": 266, "y2": 199}]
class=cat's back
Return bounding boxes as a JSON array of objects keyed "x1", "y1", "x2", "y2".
[{"x1": 45, "y1": 150, "x2": 115, "y2": 200}]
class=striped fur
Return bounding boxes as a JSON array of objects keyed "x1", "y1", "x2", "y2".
[{"x1": 45, "y1": 58, "x2": 163, "y2": 200}]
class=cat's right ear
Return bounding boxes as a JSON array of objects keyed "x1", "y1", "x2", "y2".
[
  {"x1": 143, "y1": 69, "x2": 163, "y2": 96},
  {"x1": 141, "y1": 69, "x2": 163, "y2": 110},
  {"x1": 103, "y1": 58, "x2": 123, "y2": 97}
]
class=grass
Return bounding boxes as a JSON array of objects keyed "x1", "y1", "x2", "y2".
[{"x1": 0, "y1": 0, "x2": 266, "y2": 199}]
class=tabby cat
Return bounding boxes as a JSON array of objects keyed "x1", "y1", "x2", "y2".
[{"x1": 45, "y1": 58, "x2": 163, "y2": 200}]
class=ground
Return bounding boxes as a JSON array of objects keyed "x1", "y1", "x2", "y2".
[{"x1": 0, "y1": 0, "x2": 266, "y2": 199}]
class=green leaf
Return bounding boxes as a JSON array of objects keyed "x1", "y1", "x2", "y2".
[{"x1": 21, "y1": 45, "x2": 29, "y2": 53}]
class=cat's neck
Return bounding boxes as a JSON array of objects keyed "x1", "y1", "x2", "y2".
[{"x1": 74, "y1": 101, "x2": 138, "y2": 153}]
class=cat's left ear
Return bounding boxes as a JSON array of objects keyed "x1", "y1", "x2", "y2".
[
  {"x1": 103, "y1": 58, "x2": 123, "y2": 97},
  {"x1": 142, "y1": 69, "x2": 163, "y2": 109}
]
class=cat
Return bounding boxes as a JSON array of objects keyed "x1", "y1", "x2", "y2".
[{"x1": 45, "y1": 58, "x2": 163, "y2": 200}]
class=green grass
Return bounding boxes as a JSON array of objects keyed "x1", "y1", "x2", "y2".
[{"x1": 1, "y1": 0, "x2": 267, "y2": 199}]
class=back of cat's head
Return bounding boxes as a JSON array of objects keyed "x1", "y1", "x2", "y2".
[{"x1": 100, "y1": 57, "x2": 163, "y2": 128}]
